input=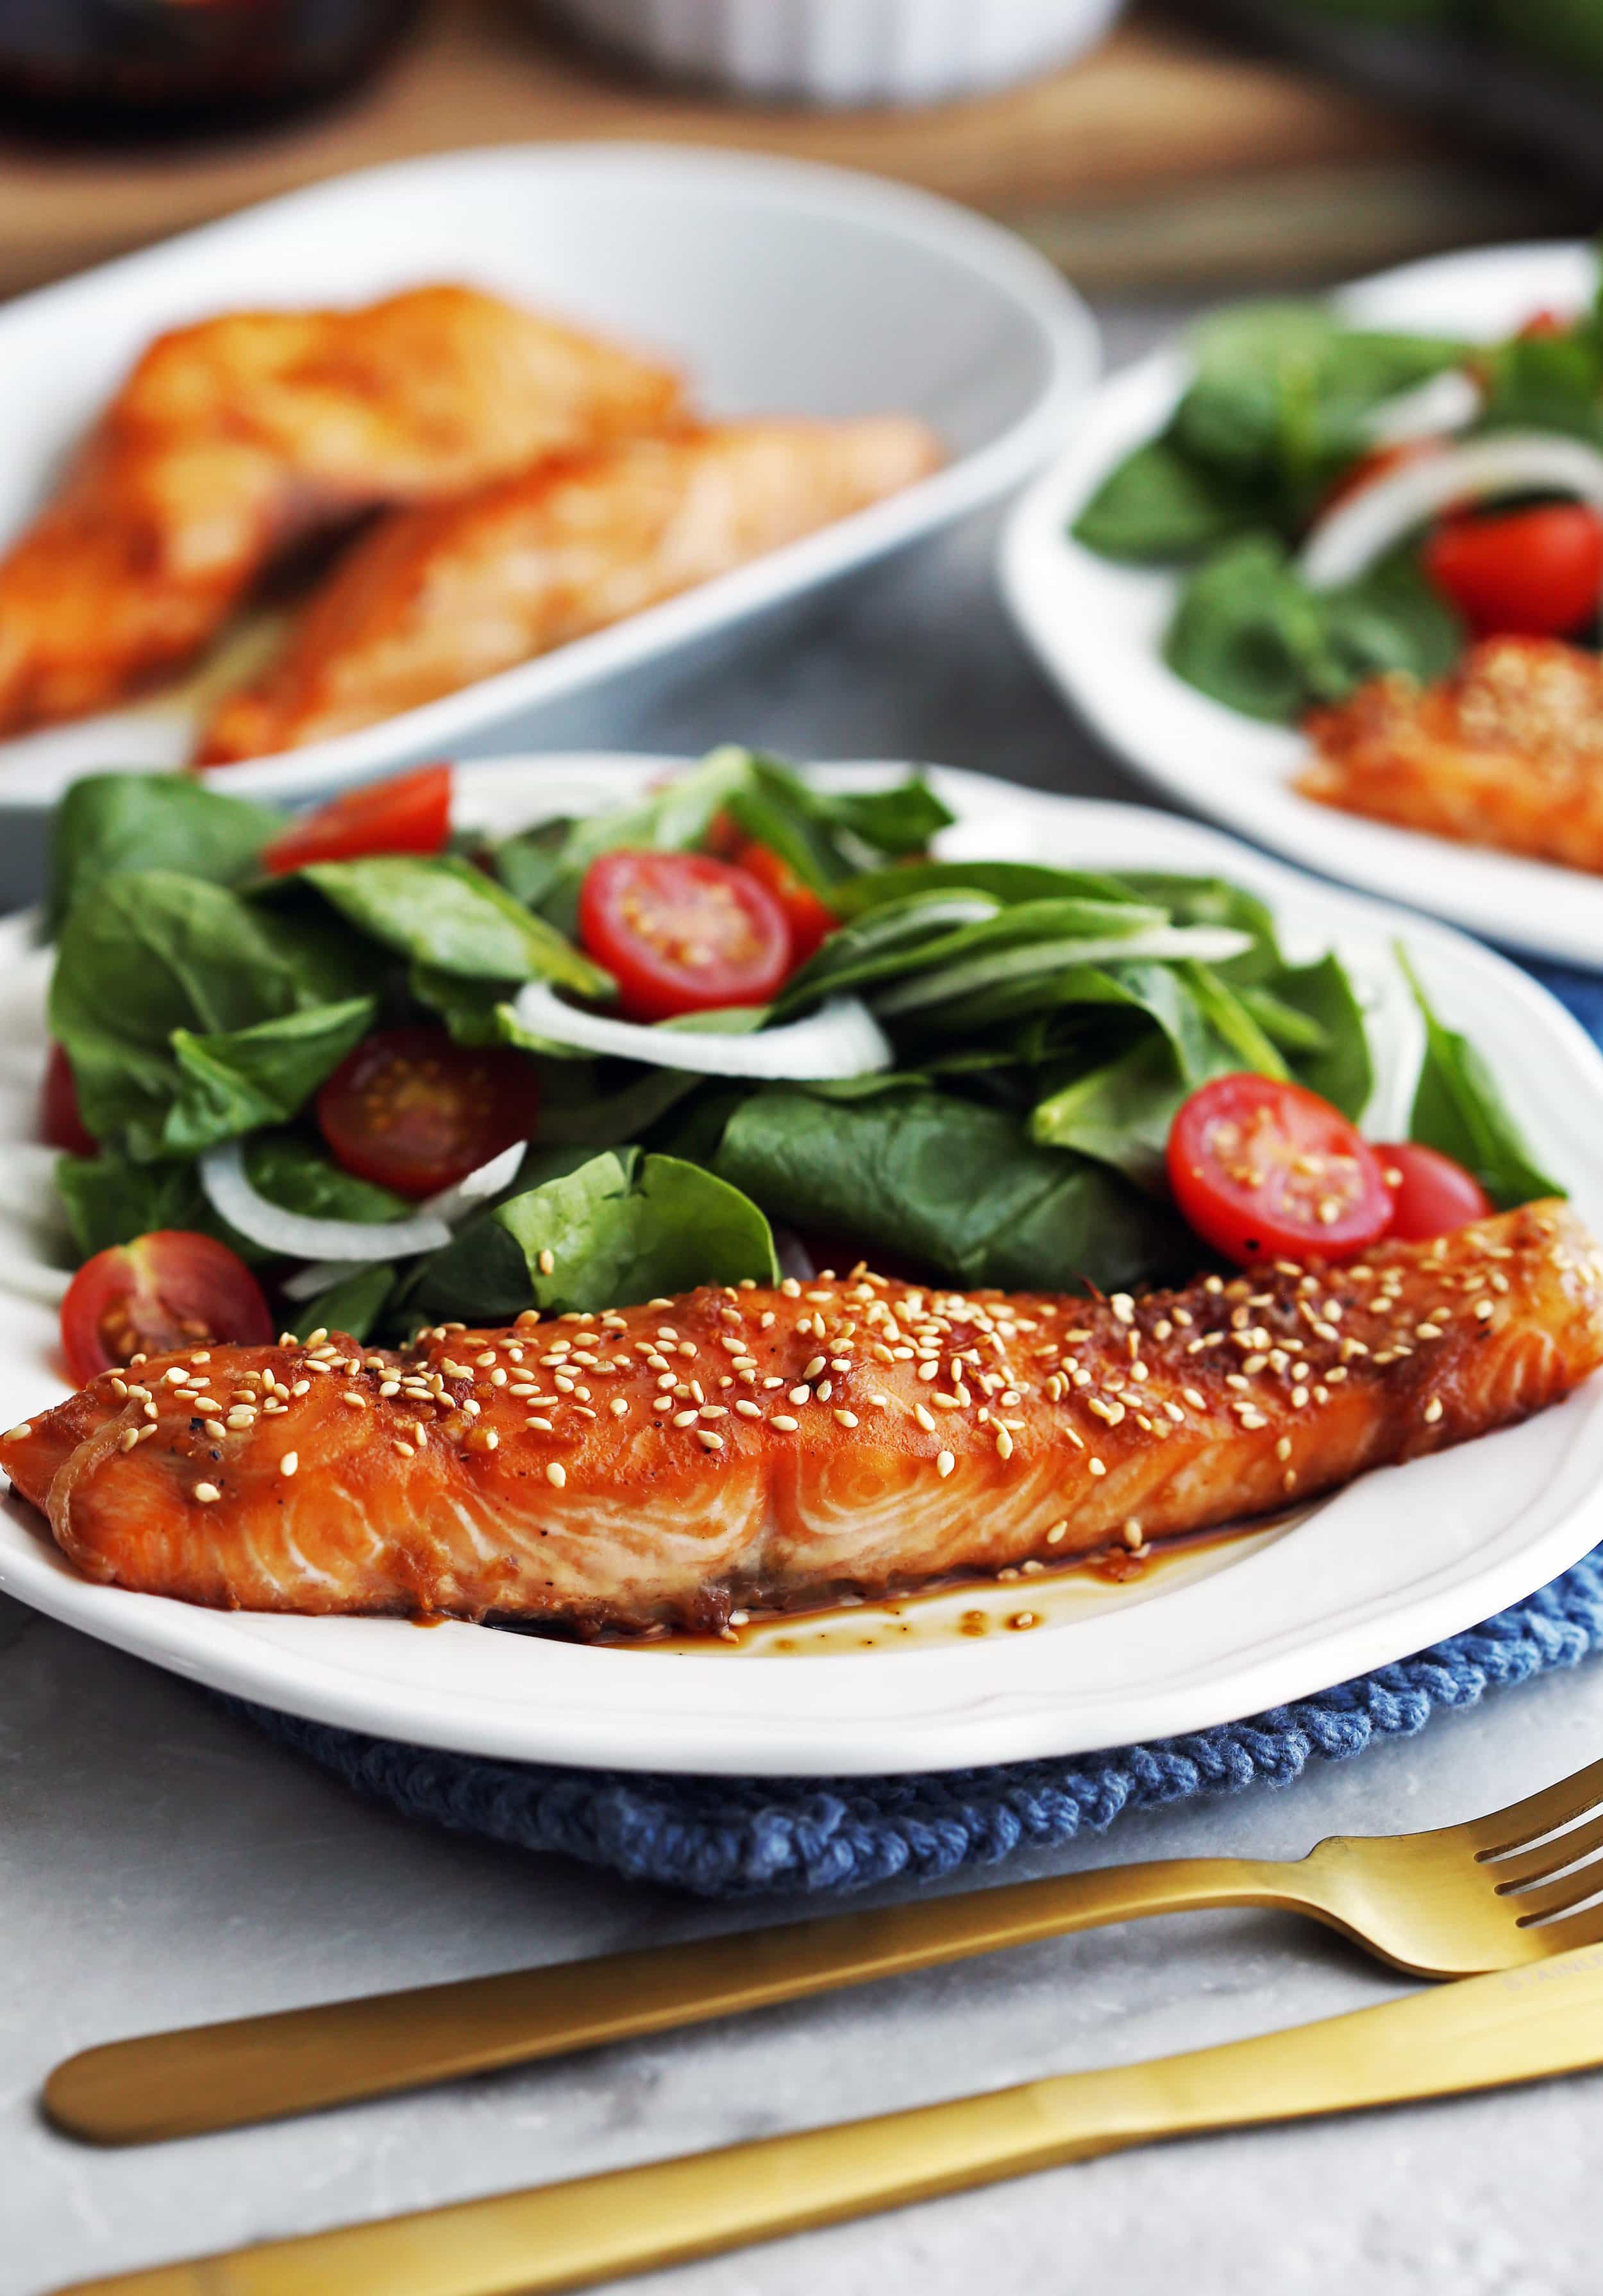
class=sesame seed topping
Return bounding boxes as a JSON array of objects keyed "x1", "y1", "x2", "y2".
[
  {"x1": 280, "y1": 1452, "x2": 298, "y2": 1476},
  {"x1": 193, "y1": 1483, "x2": 221, "y2": 1504},
  {"x1": 936, "y1": 1449, "x2": 955, "y2": 1478},
  {"x1": 771, "y1": 1414, "x2": 800, "y2": 1433},
  {"x1": 546, "y1": 1462, "x2": 566, "y2": 1488}
]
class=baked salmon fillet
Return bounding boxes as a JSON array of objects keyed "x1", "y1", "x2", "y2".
[
  {"x1": 4, "y1": 1203, "x2": 1600, "y2": 1637},
  {"x1": 0, "y1": 285, "x2": 684, "y2": 736},
  {"x1": 1298, "y1": 637, "x2": 1603, "y2": 873},
  {"x1": 196, "y1": 416, "x2": 942, "y2": 761}
]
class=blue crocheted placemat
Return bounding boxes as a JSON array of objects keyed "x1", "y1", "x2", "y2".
[{"x1": 236, "y1": 956, "x2": 1603, "y2": 1900}]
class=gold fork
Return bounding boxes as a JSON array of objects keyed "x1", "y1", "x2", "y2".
[{"x1": 45, "y1": 1752, "x2": 1603, "y2": 2147}]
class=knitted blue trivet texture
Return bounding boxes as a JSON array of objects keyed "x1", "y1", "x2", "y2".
[{"x1": 236, "y1": 956, "x2": 1603, "y2": 1900}]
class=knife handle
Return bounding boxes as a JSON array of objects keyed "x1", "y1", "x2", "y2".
[
  {"x1": 45, "y1": 1855, "x2": 1322, "y2": 2145},
  {"x1": 53, "y1": 1946, "x2": 1603, "y2": 2296}
]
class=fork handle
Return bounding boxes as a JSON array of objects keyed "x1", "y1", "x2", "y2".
[{"x1": 46, "y1": 1853, "x2": 1316, "y2": 2144}]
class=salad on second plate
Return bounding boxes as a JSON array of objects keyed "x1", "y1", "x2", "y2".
[{"x1": 1071, "y1": 255, "x2": 1603, "y2": 874}]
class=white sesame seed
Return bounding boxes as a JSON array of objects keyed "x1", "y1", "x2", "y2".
[
  {"x1": 834, "y1": 1409, "x2": 859, "y2": 1428},
  {"x1": 936, "y1": 1449, "x2": 955, "y2": 1478},
  {"x1": 1089, "y1": 1458, "x2": 1107, "y2": 1477},
  {"x1": 735, "y1": 1399, "x2": 762, "y2": 1418},
  {"x1": 772, "y1": 1414, "x2": 800, "y2": 1433},
  {"x1": 610, "y1": 1398, "x2": 630, "y2": 1418},
  {"x1": 537, "y1": 1249, "x2": 555, "y2": 1275},
  {"x1": 1424, "y1": 1397, "x2": 1444, "y2": 1423},
  {"x1": 789, "y1": 1385, "x2": 810, "y2": 1406},
  {"x1": 280, "y1": 1452, "x2": 299, "y2": 1476},
  {"x1": 203, "y1": 1420, "x2": 226, "y2": 1440},
  {"x1": 546, "y1": 1462, "x2": 566, "y2": 1488},
  {"x1": 193, "y1": 1483, "x2": 221, "y2": 1504},
  {"x1": 1046, "y1": 1521, "x2": 1068, "y2": 1546},
  {"x1": 117, "y1": 1428, "x2": 138, "y2": 1453},
  {"x1": 696, "y1": 1430, "x2": 725, "y2": 1451},
  {"x1": 995, "y1": 1428, "x2": 1014, "y2": 1461}
]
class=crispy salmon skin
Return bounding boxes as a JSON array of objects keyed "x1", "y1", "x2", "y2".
[
  {"x1": 1298, "y1": 637, "x2": 1603, "y2": 872},
  {"x1": 6, "y1": 1202, "x2": 1602, "y2": 1637}
]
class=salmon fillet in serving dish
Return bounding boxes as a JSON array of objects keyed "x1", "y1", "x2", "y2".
[{"x1": 4, "y1": 1201, "x2": 1601, "y2": 1641}]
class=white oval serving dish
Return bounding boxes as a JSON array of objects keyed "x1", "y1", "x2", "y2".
[{"x1": 0, "y1": 143, "x2": 1097, "y2": 878}]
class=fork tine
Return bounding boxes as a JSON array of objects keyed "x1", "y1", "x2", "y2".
[
  {"x1": 1525, "y1": 1897, "x2": 1603, "y2": 1955},
  {"x1": 1484, "y1": 1807, "x2": 1603, "y2": 1889},
  {"x1": 1503, "y1": 1854, "x2": 1603, "y2": 1925},
  {"x1": 1465, "y1": 1753, "x2": 1603, "y2": 1856}
]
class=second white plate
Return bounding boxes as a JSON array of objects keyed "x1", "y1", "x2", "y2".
[
  {"x1": 3, "y1": 760, "x2": 1601, "y2": 1775},
  {"x1": 1001, "y1": 240, "x2": 1603, "y2": 970}
]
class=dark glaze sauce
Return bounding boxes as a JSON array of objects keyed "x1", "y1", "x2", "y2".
[{"x1": 637, "y1": 1506, "x2": 1311, "y2": 1659}]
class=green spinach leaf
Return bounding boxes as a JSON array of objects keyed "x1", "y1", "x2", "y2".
[
  {"x1": 1402, "y1": 952, "x2": 1563, "y2": 1208},
  {"x1": 295, "y1": 854, "x2": 611, "y2": 995},
  {"x1": 163, "y1": 997, "x2": 376, "y2": 1157},
  {"x1": 410, "y1": 1148, "x2": 778, "y2": 1321},
  {"x1": 715, "y1": 1088, "x2": 1192, "y2": 1293},
  {"x1": 1071, "y1": 434, "x2": 1271, "y2": 562},
  {"x1": 47, "y1": 772, "x2": 278, "y2": 936}
]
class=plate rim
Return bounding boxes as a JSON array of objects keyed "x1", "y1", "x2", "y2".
[
  {"x1": 998, "y1": 235, "x2": 1603, "y2": 969},
  {"x1": 4, "y1": 755, "x2": 1603, "y2": 1775},
  {"x1": 0, "y1": 140, "x2": 1100, "y2": 813}
]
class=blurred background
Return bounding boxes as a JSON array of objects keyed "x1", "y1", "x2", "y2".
[{"x1": 1, "y1": 0, "x2": 1600, "y2": 308}]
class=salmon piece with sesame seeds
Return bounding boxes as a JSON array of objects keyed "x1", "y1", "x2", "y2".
[
  {"x1": 4, "y1": 1202, "x2": 1602, "y2": 1637},
  {"x1": 1298, "y1": 638, "x2": 1603, "y2": 872}
]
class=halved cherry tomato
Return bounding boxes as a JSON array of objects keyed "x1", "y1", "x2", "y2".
[
  {"x1": 1518, "y1": 309, "x2": 1574, "y2": 341},
  {"x1": 40, "y1": 1042, "x2": 94, "y2": 1156},
  {"x1": 1373, "y1": 1141, "x2": 1492, "y2": 1242},
  {"x1": 730, "y1": 839, "x2": 839, "y2": 967},
  {"x1": 316, "y1": 1026, "x2": 541, "y2": 1199},
  {"x1": 60, "y1": 1231, "x2": 273, "y2": 1385},
  {"x1": 1423, "y1": 505, "x2": 1603, "y2": 639},
  {"x1": 1167, "y1": 1074, "x2": 1392, "y2": 1267},
  {"x1": 260, "y1": 764, "x2": 453, "y2": 875},
  {"x1": 577, "y1": 850, "x2": 791, "y2": 1023}
]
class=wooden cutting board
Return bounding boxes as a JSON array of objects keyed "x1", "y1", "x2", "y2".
[{"x1": 0, "y1": 1, "x2": 1582, "y2": 298}]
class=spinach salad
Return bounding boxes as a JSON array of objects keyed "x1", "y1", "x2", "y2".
[
  {"x1": 1071, "y1": 254, "x2": 1603, "y2": 724},
  {"x1": 39, "y1": 750, "x2": 1557, "y2": 1363}
]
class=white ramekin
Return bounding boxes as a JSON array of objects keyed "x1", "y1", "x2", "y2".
[{"x1": 548, "y1": 0, "x2": 1127, "y2": 107}]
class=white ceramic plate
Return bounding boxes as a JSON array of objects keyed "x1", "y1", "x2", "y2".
[
  {"x1": 2, "y1": 757, "x2": 1601, "y2": 1777},
  {"x1": 1001, "y1": 241, "x2": 1603, "y2": 970},
  {"x1": 0, "y1": 142, "x2": 1095, "y2": 829}
]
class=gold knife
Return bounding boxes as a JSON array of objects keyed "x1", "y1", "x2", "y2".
[{"x1": 52, "y1": 1937, "x2": 1603, "y2": 2296}]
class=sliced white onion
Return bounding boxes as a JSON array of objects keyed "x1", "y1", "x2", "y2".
[
  {"x1": 1364, "y1": 368, "x2": 1480, "y2": 448},
  {"x1": 872, "y1": 925, "x2": 1257, "y2": 1018},
  {"x1": 278, "y1": 1143, "x2": 530, "y2": 1301},
  {"x1": 1300, "y1": 432, "x2": 1603, "y2": 591},
  {"x1": 510, "y1": 981, "x2": 894, "y2": 1081},
  {"x1": 199, "y1": 1142, "x2": 453, "y2": 1265}
]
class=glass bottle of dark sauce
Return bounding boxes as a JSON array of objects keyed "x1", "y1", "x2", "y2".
[{"x1": 0, "y1": 0, "x2": 419, "y2": 142}]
